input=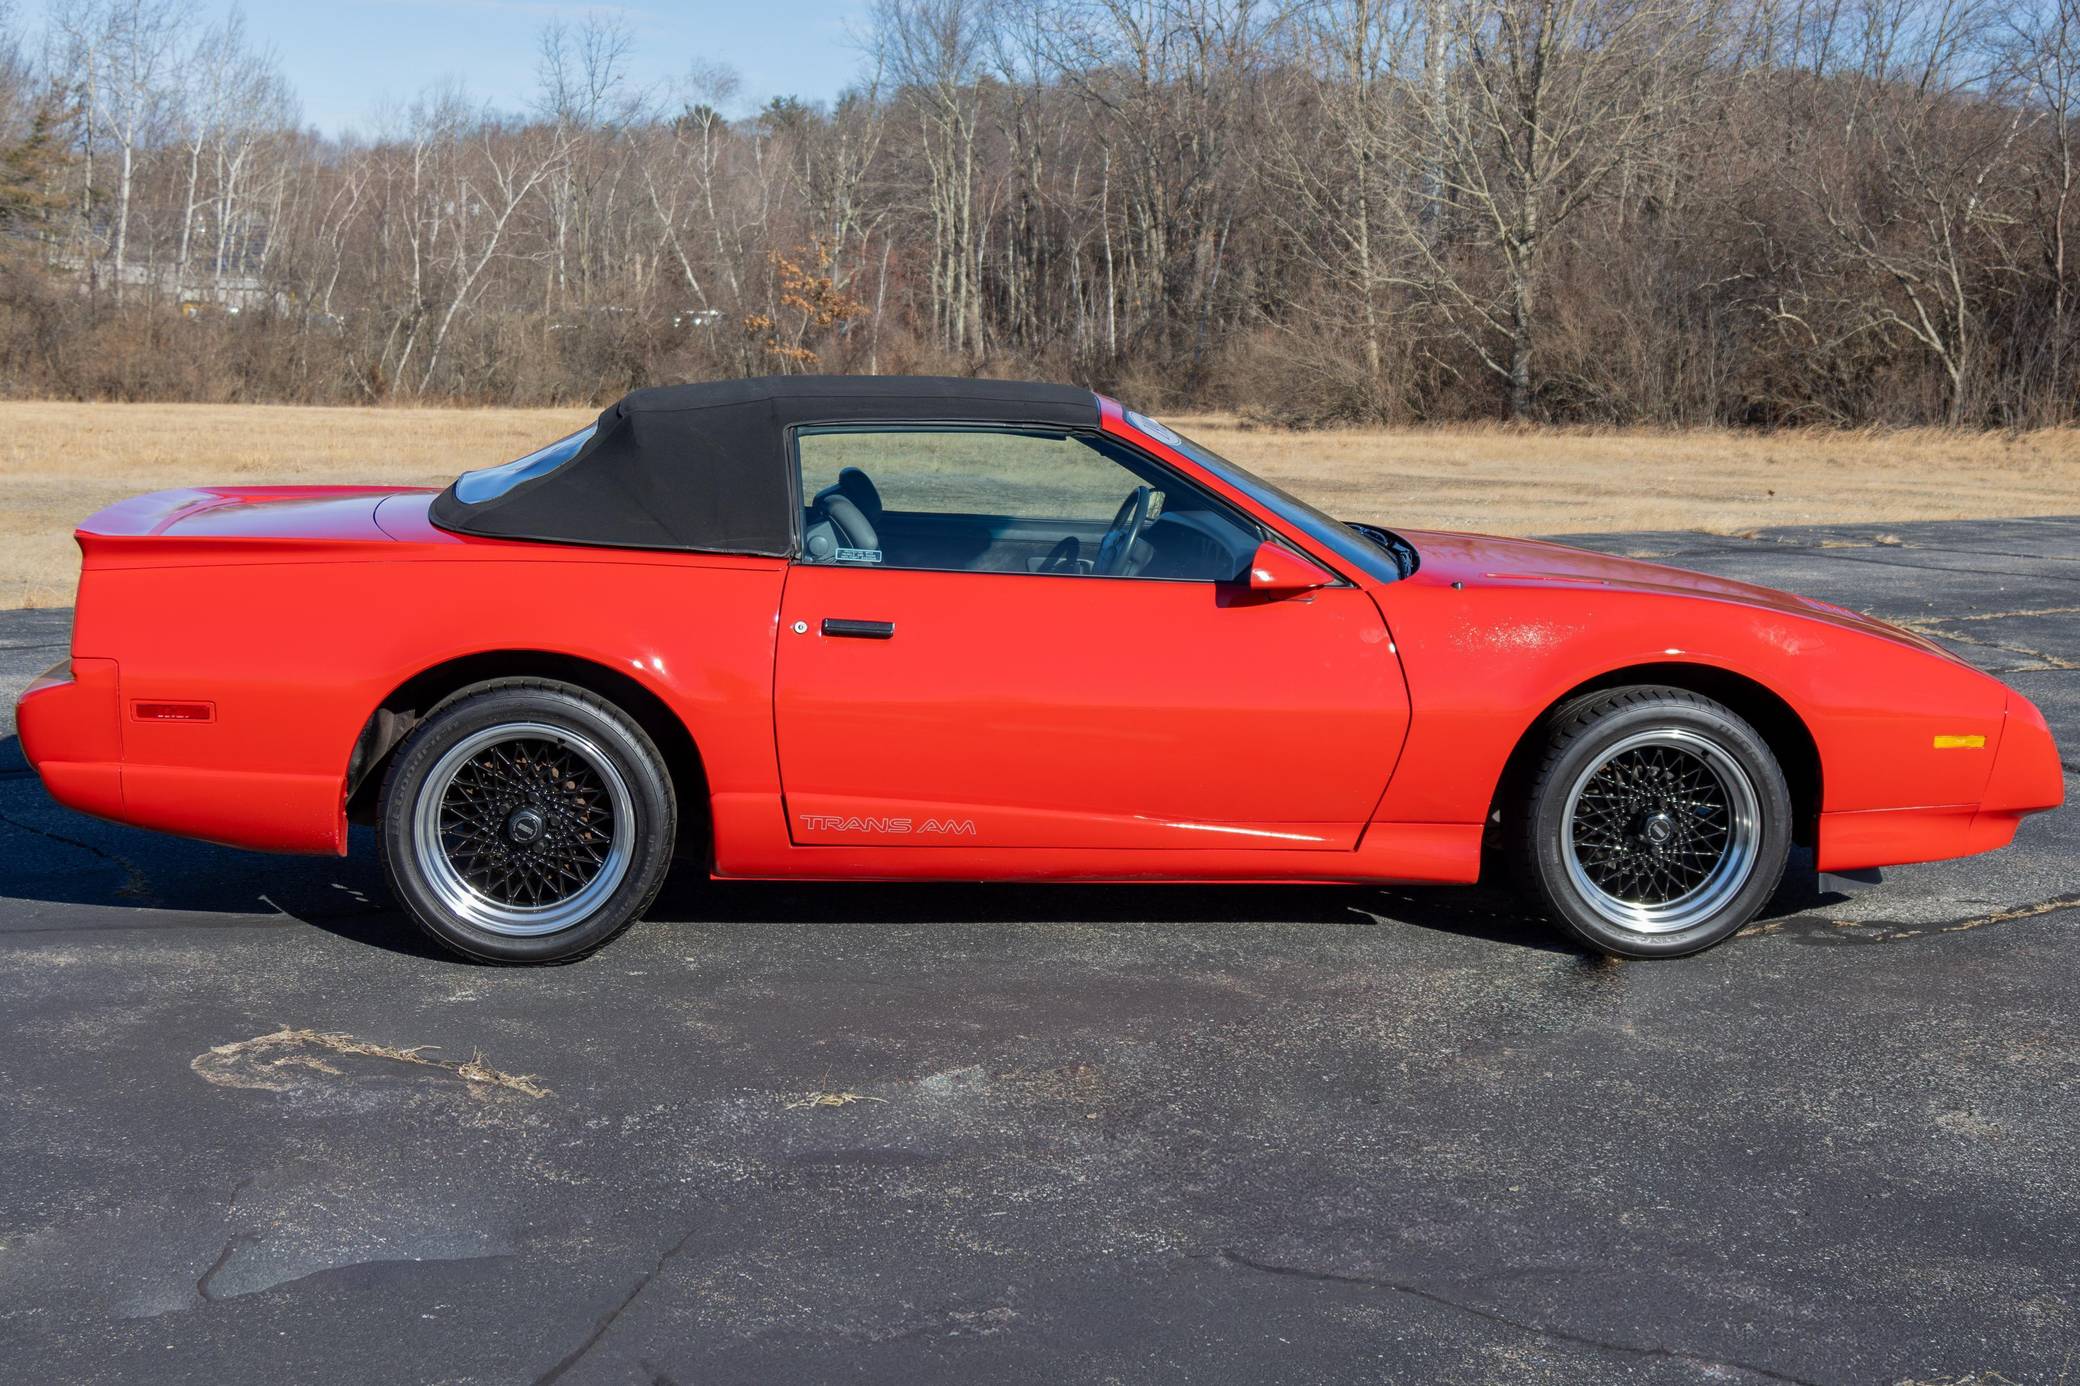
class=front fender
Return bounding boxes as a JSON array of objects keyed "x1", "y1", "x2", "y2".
[{"x1": 1371, "y1": 580, "x2": 2009, "y2": 826}]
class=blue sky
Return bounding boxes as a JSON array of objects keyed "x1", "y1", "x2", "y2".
[{"x1": 25, "y1": 0, "x2": 872, "y2": 135}]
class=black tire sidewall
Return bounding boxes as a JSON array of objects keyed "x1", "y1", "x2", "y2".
[
  {"x1": 1524, "y1": 692, "x2": 1791, "y2": 959},
  {"x1": 379, "y1": 684, "x2": 675, "y2": 963}
]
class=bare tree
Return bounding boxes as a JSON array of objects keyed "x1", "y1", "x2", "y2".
[
  {"x1": 1042, "y1": 0, "x2": 1273, "y2": 379},
  {"x1": 1389, "y1": 0, "x2": 1726, "y2": 417},
  {"x1": 536, "y1": 12, "x2": 641, "y2": 309},
  {"x1": 1265, "y1": 0, "x2": 1425, "y2": 419},
  {"x1": 2010, "y1": 0, "x2": 2080, "y2": 412},
  {"x1": 874, "y1": 0, "x2": 989, "y2": 358},
  {"x1": 61, "y1": 0, "x2": 188, "y2": 303},
  {"x1": 1783, "y1": 0, "x2": 2032, "y2": 423},
  {"x1": 0, "y1": 0, "x2": 2076, "y2": 424},
  {"x1": 416, "y1": 104, "x2": 569, "y2": 394}
]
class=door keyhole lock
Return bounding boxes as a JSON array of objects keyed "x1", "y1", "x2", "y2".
[{"x1": 792, "y1": 620, "x2": 809, "y2": 635}]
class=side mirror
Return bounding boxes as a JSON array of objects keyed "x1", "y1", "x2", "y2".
[{"x1": 1247, "y1": 541, "x2": 1332, "y2": 597}]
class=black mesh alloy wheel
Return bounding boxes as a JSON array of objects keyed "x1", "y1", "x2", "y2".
[
  {"x1": 1514, "y1": 687, "x2": 1791, "y2": 958},
  {"x1": 379, "y1": 681, "x2": 676, "y2": 963}
]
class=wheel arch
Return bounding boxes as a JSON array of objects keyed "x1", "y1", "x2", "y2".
[
  {"x1": 345, "y1": 650, "x2": 711, "y2": 859},
  {"x1": 1485, "y1": 661, "x2": 1822, "y2": 855}
]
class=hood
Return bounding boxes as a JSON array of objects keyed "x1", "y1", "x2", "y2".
[{"x1": 1396, "y1": 528, "x2": 1959, "y2": 660}]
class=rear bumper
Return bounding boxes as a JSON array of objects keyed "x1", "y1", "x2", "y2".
[
  {"x1": 1818, "y1": 690, "x2": 2065, "y2": 872},
  {"x1": 16, "y1": 658, "x2": 127, "y2": 822},
  {"x1": 15, "y1": 656, "x2": 346, "y2": 854}
]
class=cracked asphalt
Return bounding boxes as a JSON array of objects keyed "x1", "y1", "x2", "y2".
[{"x1": 0, "y1": 515, "x2": 2074, "y2": 1385}]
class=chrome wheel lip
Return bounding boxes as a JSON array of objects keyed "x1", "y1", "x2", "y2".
[
  {"x1": 412, "y1": 721, "x2": 634, "y2": 938},
  {"x1": 1560, "y1": 728, "x2": 1761, "y2": 935}
]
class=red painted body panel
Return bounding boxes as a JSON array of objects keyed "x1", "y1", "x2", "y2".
[
  {"x1": 16, "y1": 657, "x2": 125, "y2": 824},
  {"x1": 51, "y1": 487, "x2": 792, "y2": 856},
  {"x1": 14, "y1": 412, "x2": 2063, "y2": 889},
  {"x1": 1093, "y1": 410, "x2": 2059, "y2": 873},
  {"x1": 1813, "y1": 688, "x2": 2071, "y2": 872},
  {"x1": 76, "y1": 485, "x2": 414, "y2": 543},
  {"x1": 1367, "y1": 547, "x2": 2009, "y2": 821},
  {"x1": 773, "y1": 563, "x2": 1407, "y2": 850}
]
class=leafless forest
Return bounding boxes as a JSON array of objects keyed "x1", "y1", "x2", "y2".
[{"x1": 0, "y1": 0, "x2": 2076, "y2": 426}]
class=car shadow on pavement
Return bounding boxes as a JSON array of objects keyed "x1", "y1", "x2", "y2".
[
  {"x1": 653, "y1": 873, "x2": 1588, "y2": 952},
  {"x1": 1, "y1": 734, "x2": 1846, "y2": 964}
]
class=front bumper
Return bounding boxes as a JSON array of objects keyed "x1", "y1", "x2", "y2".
[
  {"x1": 1982, "y1": 690, "x2": 2066, "y2": 819},
  {"x1": 1818, "y1": 690, "x2": 2065, "y2": 872}
]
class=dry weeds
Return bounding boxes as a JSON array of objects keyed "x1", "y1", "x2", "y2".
[
  {"x1": 4, "y1": 400, "x2": 2076, "y2": 607},
  {"x1": 191, "y1": 1024, "x2": 551, "y2": 1098},
  {"x1": 783, "y1": 1090, "x2": 889, "y2": 1110}
]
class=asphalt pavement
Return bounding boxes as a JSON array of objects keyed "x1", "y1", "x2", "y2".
[{"x1": 0, "y1": 516, "x2": 2074, "y2": 1384}]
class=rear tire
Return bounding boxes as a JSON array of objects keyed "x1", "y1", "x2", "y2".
[
  {"x1": 379, "y1": 680, "x2": 676, "y2": 963},
  {"x1": 1513, "y1": 687, "x2": 1790, "y2": 958}
]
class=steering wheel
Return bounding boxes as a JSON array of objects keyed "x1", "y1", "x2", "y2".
[
  {"x1": 1095, "y1": 486, "x2": 1152, "y2": 577},
  {"x1": 1040, "y1": 535, "x2": 1082, "y2": 574}
]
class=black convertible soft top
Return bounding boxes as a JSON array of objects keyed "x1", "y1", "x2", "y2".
[{"x1": 430, "y1": 375, "x2": 1100, "y2": 555}]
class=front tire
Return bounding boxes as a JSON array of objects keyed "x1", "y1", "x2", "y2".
[
  {"x1": 1514, "y1": 687, "x2": 1790, "y2": 958},
  {"x1": 379, "y1": 681, "x2": 676, "y2": 963}
]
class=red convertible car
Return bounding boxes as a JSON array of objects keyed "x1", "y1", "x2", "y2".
[{"x1": 16, "y1": 377, "x2": 2063, "y2": 962}]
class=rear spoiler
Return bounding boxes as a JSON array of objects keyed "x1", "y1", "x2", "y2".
[
  {"x1": 72, "y1": 485, "x2": 432, "y2": 572},
  {"x1": 77, "y1": 486, "x2": 412, "y2": 538}
]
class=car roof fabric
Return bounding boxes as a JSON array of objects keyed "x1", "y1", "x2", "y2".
[{"x1": 428, "y1": 374, "x2": 1100, "y2": 556}]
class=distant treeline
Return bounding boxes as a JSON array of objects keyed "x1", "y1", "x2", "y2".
[{"x1": 0, "y1": 0, "x2": 2076, "y2": 427}]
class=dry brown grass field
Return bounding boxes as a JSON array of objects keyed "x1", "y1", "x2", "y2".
[{"x1": 4, "y1": 400, "x2": 2077, "y2": 608}]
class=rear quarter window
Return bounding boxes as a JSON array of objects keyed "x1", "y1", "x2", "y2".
[{"x1": 453, "y1": 425, "x2": 597, "y2": 504}]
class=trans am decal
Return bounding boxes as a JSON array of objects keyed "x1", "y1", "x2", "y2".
[{"x1": 799, "y1": 814, "x2": 978, "y2": 836}]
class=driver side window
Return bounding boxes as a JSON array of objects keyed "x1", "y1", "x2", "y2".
[{"x1": 795, "y1": 425, "x2": 1259, "y2": 582}]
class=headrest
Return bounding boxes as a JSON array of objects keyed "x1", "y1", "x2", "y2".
[{"x1": 836, "y1": 467, "x2": 883, "y2": 521}]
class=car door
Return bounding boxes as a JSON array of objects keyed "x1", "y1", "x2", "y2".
[{"x1": 772, "y1": 424, "x2": 1410, "y2": 852}]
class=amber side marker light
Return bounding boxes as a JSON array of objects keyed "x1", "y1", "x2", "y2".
[
  {"x1": 1932, "y1": 734, "x2": 1986, "y2": 749},
  {"x1": 132, "y1": 701, "x2": 215, "y2": 723}
]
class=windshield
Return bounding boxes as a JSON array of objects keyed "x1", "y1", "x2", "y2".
[
  {"x1": 453, "y1": 424, "x2": 598, "y2": 504},
  {"x1": 1125, "y1": 411, "x2": 1409, "y2": 582}
]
